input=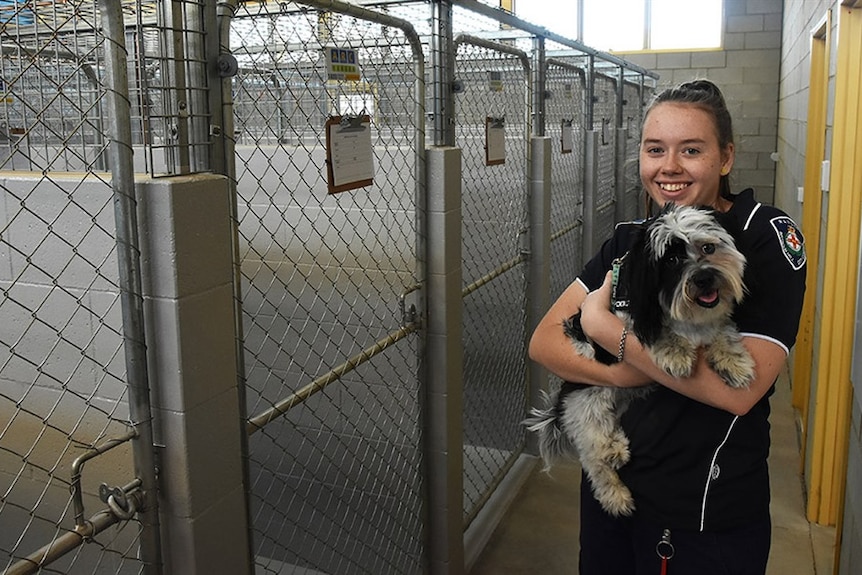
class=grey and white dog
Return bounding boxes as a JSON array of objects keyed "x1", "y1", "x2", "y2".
[{"x1": 524, "y1": 203, "x2": 755, "y2": 517}]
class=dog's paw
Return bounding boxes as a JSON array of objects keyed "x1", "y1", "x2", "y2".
[
  {"x1": 652, "y1": 347, "x2": 696, "y2": 379},
  {"x1": 708, "y1": 345, "x2": 756, "y2": 389},
  {"x1": 710, "y1": 357, "x2": 755, "y2": 389},
  {"x1": 600, "y1": 430, "x2": 631, "y2": 469},
  {"x1": 596, "y1": 483, "x2": 636, "y2": 517}
]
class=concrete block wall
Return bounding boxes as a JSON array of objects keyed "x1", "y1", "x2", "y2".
[
  {"x1": 775, "y1": 0, "x2": 834, "y2": 226},
  {"x1": 624, "y1": 0, "x2": 785, "y2": 209}
]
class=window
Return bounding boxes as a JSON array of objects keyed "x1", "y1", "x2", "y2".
[{"x1": 514, "y1": 0, "x2": 723, "y2": 52}]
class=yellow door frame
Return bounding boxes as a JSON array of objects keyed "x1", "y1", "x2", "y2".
[
  {"x1": 792, "y1": 12, "x2": 830, "y2": 458},
  {"x1": 805, "y1": 3, "x2": 862, "y2": 528}
]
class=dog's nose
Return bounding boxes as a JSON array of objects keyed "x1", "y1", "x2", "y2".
[{"x1": 692, "y1": 269, "x2": 716, "y2": 290}]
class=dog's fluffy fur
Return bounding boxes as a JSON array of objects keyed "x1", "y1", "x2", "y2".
[{"x1": 524, "y1": 203, "x2": 755, "y2": 517}]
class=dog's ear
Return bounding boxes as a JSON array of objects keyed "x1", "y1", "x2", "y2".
[{"x1": 625, "y1": 224, "x2": 664, "y2": 347}]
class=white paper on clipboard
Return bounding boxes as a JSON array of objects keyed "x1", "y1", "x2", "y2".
[
  {"x1": 561, "y1": 119, "x2": 574, "y2": 154},
  {"x1": 485, "y1": 116, "x2": 506, "y2": 165},
  {"x1": 329, "y1": 116, "x2": 374, "y2": 188}
]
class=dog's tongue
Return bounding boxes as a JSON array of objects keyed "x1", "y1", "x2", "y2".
[{"x1": 697, "y1": 290, "x2": 720, "y2": 307}]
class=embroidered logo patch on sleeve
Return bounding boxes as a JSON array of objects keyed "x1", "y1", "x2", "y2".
[{"x1": 770, "y1": 216, "x2": 806, "y2": 270}]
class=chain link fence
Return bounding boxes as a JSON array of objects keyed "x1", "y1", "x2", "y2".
[
  {"x1": 0, "y1": 2, "x2": 154, "y2": 574},
  {"x1": 545, "y1": 58, "x2": 588, "y2": 301},
  {"x1": 0, "y1": 1, "x2": 655, "y2": 573}
]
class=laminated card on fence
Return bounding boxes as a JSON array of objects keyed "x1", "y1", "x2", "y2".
[
  {"x1": 325, "y1": 115, "x2": 374, "y2": 194},
  {"x1": 485, "y1": 116, "x2": 506, "y2": 166},
  {"x1": 561, "y1": 119, "x2": 574, "y2": 154}
]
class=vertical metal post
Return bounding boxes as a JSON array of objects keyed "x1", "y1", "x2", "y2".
[
  {"x1": 532, "y1": 36, "x2": 546, "y2": 138},
  {"x1": 615, "y1": 124, "x2": 629, "y2": 221},
  {"x1": 159, "y1": 0, "x2": 191, "y2": 173},
  {"x1": 212, "y1": 2, "x2": 257, "y2": 573},
  {"x1": 585, "y1": 53, "x2": 595, "y2": 130},
  {"x1": 615, "y1": 68, "x2": 628, "y2": 222},
  {"x1": 526, "y1": 136, "x2": 551, "y2": 455},
  {"x1": 98, "y1": 1, "x2": 163, "y2": 573},
  {"x1": 583, "y1": 129, "x2": 599, "y2": 263},
  {"x1": 430, "y1": 0, "x2": 455, "y2": 146}
]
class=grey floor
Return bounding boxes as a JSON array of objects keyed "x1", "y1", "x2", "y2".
[{"x1": 471, "y1": 366, "x2": 837, "y2": 574}]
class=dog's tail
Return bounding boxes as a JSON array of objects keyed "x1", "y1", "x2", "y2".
[{"x1": 522, "y1": 389, "x2": 576, "y2": 472}]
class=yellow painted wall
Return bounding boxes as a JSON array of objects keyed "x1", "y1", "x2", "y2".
[{"x1": 803, "y1": 4, "x2": 862, "y2": 527}]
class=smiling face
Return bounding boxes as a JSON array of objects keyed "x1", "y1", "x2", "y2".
[{"x1": 639, "y1": 102, "x2": 734, "y2": 210}]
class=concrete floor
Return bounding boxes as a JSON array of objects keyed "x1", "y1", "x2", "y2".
[{"x1": 470, "y1": 366, "x2": 837, "y2": 574}]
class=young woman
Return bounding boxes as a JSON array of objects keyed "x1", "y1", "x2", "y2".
[{"x1": 529, "y1": 80, "x2": 807, "y2": 574}]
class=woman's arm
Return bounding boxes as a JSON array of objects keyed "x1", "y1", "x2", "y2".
[
  {"x1": 579, "y1": 272, "x2": 785, "y2": 416},
  {"x1": 528, "y1": 278, "x2": 653, "y2": 388}
]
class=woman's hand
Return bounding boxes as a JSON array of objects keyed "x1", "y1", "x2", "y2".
[
  {"x1": 579, "y1": 271, "x2": 615, "y2": 338},
  {"x1": 529, "y1": 273, "x2": 651, "y2": 389}
]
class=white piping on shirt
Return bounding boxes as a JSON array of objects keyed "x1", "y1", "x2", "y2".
[
  {"x1": 700, "y1": 415, "x2": 740, "y2": 531},
  {"x1": 739, "y1": 331, "x2": 790, "y2": 356},
  {"x1": 743, "y1": 202, "x2": 762, "y2": 231},
  {"x1": 575, "y1": 277, "x2": 590, "y2": 293}
]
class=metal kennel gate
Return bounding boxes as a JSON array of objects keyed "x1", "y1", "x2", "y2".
[
  {"x1": 228, "y1": 1, "x2": 427, "y2": 573},
  {"x1": 451, "y1": 31, "x2": 532, "y2": 527}
]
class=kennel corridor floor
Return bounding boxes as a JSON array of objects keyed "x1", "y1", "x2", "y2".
[{"x1": 470, "y1": 366, "x2": 837, "y2": 575}]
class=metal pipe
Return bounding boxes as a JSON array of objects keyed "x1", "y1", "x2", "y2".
[
  {"x1": 454, "y1": 33, "x2": 530, "y2": 71},
  {"x1": 97, "y1": 1, "x2": 163, "y2": 573},
  {"x1": 533, "y1": 36, "x2": 546, "y2": 137},
  {"x1": 461, "y1": 255, "x2": 526, "y2": 298},
  {"x1": 216, "y1": 3, "x2": 256, "y2": 573},
  {"x1": 550, "y1": 219, "x2": 582, "y2": 242},
  {"x1": 5, "y1": 483, "x2": 145, "y2": 575},
  {"x1": 70, "y1": 429, "x2": 138, "y2": 529},
  {"x1": 246, "y1": 321, "x2": 421, "y2": 434}
]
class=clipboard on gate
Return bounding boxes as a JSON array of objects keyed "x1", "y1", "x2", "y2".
[
  {"x1": 485, "y1": 116, "x2": 506, "y2": 166},
  {"x1": 325, "y1": 115, "x2": 374, "y2": 194}
]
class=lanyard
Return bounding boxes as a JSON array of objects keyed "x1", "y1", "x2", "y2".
[{"x1": 656, "y1": 529, "x2": 674, "y2": 575}]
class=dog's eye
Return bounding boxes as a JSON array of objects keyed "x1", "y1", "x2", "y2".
[{"x1": 702, "y1": 243, "x2": 716, "y2": 255}]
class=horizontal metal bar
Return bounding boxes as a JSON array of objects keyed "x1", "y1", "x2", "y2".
[
  {"x1": 454, "y1": 33, "x2": 531, "y2": 75},
  {"x1": 246, "y1": 321, "x2": 421, "y2": 434},
  {"x1": 550, "y1": 220, "x2": 582, "y2": 243},
  {"x1": 5, "y1": 481, "x2": 144, "y2": 575},
  {"x1": 462, "y1": 255, "x2": 527, "y2": 298}
]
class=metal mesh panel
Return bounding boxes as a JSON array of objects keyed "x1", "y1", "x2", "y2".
[
  {"x1": 0, "y1": 4, "x2": 109, "y2": 172},
  {"x1": 622, "y1": 80, "x2": 644, "y2": 221},
  {"x1": 231, "y1": 3, "x2": 424, "y2": 573},
  {"x1": 129, "y1": 1, "x2": 212, "y2": 176},
  {"x1": 546, "y1": 60, "x2": 587, "y2": 300},
  {"x1": 453, "y1": 36, "x2": 529, "y2": 525},
  {"x1": 593, "y1": 73, "x2": 618, "y2": 243},
  {"x1": 0, "y1": 3, "x2": 147, "y2": 574}
]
